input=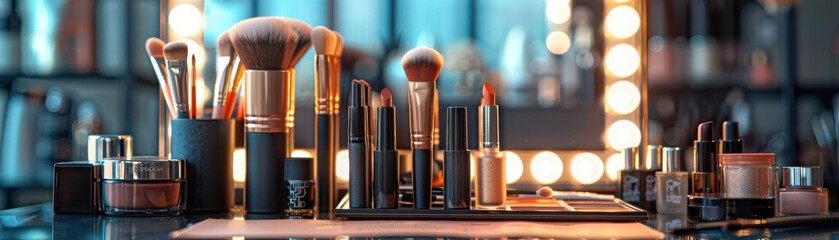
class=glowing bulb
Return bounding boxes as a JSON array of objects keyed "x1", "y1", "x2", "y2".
[
  {"x1": 546, "y1": 31, "x2": 571, "y2": 55},
  {"x1": 606, "y1": 80, "x2": 641, "y2": 114},
  {"x1": 168, "y1": 4, "x2": 203, "y2": 35},
  {"x1": 530, "y1": 151, "x2": 563, "y2": 184},
  {"x1": 335, "y1": 150, "x2": 350, "y2": 181},
  {"x1": 606, "y1": 119, "x2": 642, "y2": 151},
  {"x1": 291, "y1": 149, "x2": 313, "y2": 158},
  {"x1": 470, "y1": 154, "x2": 476, "y2": 180},
  {"x1": 232, "y1": 148, "x2": 246, "y2": 183},
  {"x1": 605, "y1": 6, "x2": 640, "y2": 39},
  {"x1": 545, "y1": 0, "x2": 572, "y2": 24},
  {"x1": 605, "y1": 44, "x2": 640, "y2": 78},
  {"x1": 505, "y1": 151, "x2": 524, "y2": 184},
  {"x1": 606, "y1": 153, "x2": 625, "y2": 181},
  {"x1": 570, "y1": 152, "x2": 604, "y2": 185}
]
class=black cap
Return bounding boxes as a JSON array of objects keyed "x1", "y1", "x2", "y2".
[
  {"x1": 285, "y1": 157, "x2": 313, "y2": 180},
  {"x1": 53, "y1": 162, "x2": 100, "y2": 214},
  {"x1": 445, "y1": 107, "x2": 468, "y2": 151}
]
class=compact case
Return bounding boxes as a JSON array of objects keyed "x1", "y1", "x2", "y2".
[{"x1": 100, "y1": 157, "x2": 186, "y2": 215}]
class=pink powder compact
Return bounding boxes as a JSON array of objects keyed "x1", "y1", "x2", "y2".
[{"x1": 100, "y1": 157, "x2": 186, "y2": 215}]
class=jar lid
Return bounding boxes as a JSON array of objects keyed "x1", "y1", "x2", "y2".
[
  {"x1": 783, "y1": 166, "x2": 823, "y2": 187},
  {"x1": 285, "y1": 157, "x2": 313, "y2": 180},
  {"x1": 88, "y1": 135, "x2": 132, "y2": 163},
  {"x1": 719, "y1": 153, "x2": 775, "y2": 166},
  {"x1": 662, "y1": 147, "x2": 682, "y2": 172},
  {"x1": 101, "y1": 156, "x2": 184, "y2": 180},
  {"x1": 646, "y1": 145, "x2": 662, "y2": 171}
]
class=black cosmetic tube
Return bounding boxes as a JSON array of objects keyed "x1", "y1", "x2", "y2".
[
  {"x1": 246, "y1": 132, "x2": 288, "y2": 213},
  {"x1": 692, "y1": 122, "x2": 718, "y2": 195},
  {"x1": 719, "y1": 121, "x2": 743, "y2": 154},
  {"x1": 349, "y1": 83, "x2": 371, "y2": 208},
  {"x1": 316, "y1": 114, "x2": 335, "y2": 212},
  {"x1": 444, "y1": 107, "x2": 470, "y2": 210},
  {"x1": 374, "y1": 105, "x2": 399, "y2": 209},
  {"x1": 413, "y1": 149, "x2": 433, "y2": 209}
]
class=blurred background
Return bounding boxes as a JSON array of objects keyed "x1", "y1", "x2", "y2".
[{"x1": 0, "y1": 0, "x2": 838, "y2": 210}]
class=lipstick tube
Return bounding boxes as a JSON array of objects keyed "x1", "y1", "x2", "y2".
[
  {"x1": 408, "y1": 81, "x2": 436, "y2": 209},
  {"x1": 444, "y1": 106, "x2": 470, "y2": 210},
  {"x1": 349, "y1": 81, "x2": 370, "y2": 208},
  {"x1": 165, "y1": 58, "x2": 190, "y2": 119},
  {"x1": 692, "y1": 122, "x2": 718, "y2": 195},
  {"x1": 314, "y1": 54, "x2": 339, "y2": 212},
  {"x1": 244, "y1": 69, "x2": 293, "y2": 213},
  {"x1": 476, "y1": 103, "x2": 505, "y2": 209},
  {"x1": 374, "y1": 100, "x2": 398, "y2": 209}
]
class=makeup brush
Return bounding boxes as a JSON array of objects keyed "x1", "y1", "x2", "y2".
[
  {"x1": 229, "y1": 17, "x2": 299, "y2": 213},
  {"x1": 212, "y1": 32, "x2": 245, "y2": 119},
  {"x1": 402, "y1": 47, "x2": 443, "y2": 209},
  {"x1": 190, "y1": 54, "x2": 197, "y2": 119},
  {"x1": 163, "y1": 40, "x2": 191, "y2": 119},
  {"x1": 312, "y1": 26, "x2": 338, "y2": 212},
  {"x1": 333, "y1": 32, "x2": 344, "y2": 57},
  {"x1": 277, "y1": 17, "x2": 313, "y2": 153},
  {"x1": 145, "y1": 37, "x2": 176, "y2": 118}
]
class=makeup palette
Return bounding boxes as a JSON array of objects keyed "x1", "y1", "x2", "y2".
[{"x1": 334, "y1": 188, "x2": 648, "y2": 221}]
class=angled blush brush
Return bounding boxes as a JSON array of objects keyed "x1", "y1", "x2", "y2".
[{"x1": 401, "y1": 47, "x2": 443, "y2": 209}]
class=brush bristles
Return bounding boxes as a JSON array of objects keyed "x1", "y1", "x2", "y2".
[
  {"x1": 229, "y1": 17, "x2": 299, "y2": 70},
  {"x1": 281, "y1": 17, "x2": 313, "y2": 65},
  {"x1": 146, "y1": 37, "x2": 165, "y2": 58},
  {"x1": 401, "y1": 47, "x2": 443, "y2": 82},
  {"x1": 312, "y1": 26, "x2": 336, "y2": 55},
  {"x1": 217, "y1": 32, "x2": 235, "y2": 57},
  {"x1": 163, "y1": 41, "x2": 190, "y2": 61},
  {"x1": 334, "y1": 31, "x2": 344, "y2": 56}
]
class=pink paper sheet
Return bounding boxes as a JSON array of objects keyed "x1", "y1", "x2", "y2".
[{"x1": 170, "y1": 219, "x2": 663, "y2": 239}]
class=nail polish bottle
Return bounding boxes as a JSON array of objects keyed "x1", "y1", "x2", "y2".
[
  {"x1": 644, "y1": 145, "x2": 662, "y2": 211},
  {"x1": 617, "y1": 147, "x2": 643, "y2": 207},
  {"x1": 656, "y1": 147, "x2": 688, "y2": 214}
]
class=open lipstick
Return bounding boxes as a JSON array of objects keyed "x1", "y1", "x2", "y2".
[
  {"x1": 374, "y1": 88, "x2": 399, "y2": 209},
  {"x1": 349, "y1": 79, "x2": 371, "y2": 208},
  {"x1": 476, "y1": 82, "x2": 506, "y2": 209},
  {"x1": 401, "y1": 47, "x2": 443, "y2": 209},
  {"x1": 692, "y1": 121, "x2": 718, "y2": 194}
]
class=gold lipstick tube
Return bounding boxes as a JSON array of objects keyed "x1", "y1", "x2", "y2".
[
  {"x1": 244, "y1": 70, "x2": 294, "y2": 133},
  {"x1": 476, "y1": 104, "x2": 505, "y2": 209},
  {"x1": 408, "y1": 82, "x2": 436, "y2": 150}
]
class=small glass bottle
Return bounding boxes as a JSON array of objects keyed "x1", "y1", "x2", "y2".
[
  {"x1": 779, "y1": 166, "x2": 829, "y2": 216},
  {"x1": 617, "y1": 147, "x2": 643, "y2": 206},
  {"x1": 285, "y1": 157, "x2": 315, "y2": 216},
  {"x1": 656, "y1": 147, "x2": 688, "y2": 214}
]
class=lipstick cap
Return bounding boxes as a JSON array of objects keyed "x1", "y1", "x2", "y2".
[
  {"x1": 285, "y1": 157, "x2": 313, "y2": 180},
  {"x1": 445, "y1": 107, "x2": 468, "y2": 151},
  {"x1": 662, "y1": 147, "x2": 682, "y2": 172},
  {"x1": 88, "y1": 135, "x2": 132, "y2": 163}
]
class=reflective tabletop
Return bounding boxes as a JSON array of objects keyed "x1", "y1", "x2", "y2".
[{"x1": 3, "y1": 203, "x2": 839, "y2": 239}]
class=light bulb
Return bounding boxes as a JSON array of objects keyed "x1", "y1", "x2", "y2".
[
  {"x1": 605, "y1": 6, "x2": 640, "y2": 39},
  {"x1": 606, "y1": 80, "x2": 641, "y2": 114},
  {"x1": 606, "y1": 153, "x2": 625, "y2": 181},
  {"x1": 530, "y1": 151, "x2": 564, "y2": 184},
  {"x1": 232, "y1": 148, "x2": 246, "y2": 183},
  {"x1": 505, "y1": 151, "x2": 524, "y2": 184},
  {"x1": 335, "y1": 150, "x2": 350, "y2": 181},
  {"x1": 606, "y1": 119, "x2": 642, "y2": 151},
  {"x1": 545, "y1": 0, "x2": 572, "y2": 24},
  {"x1": 168, "y1": 4, "x2": 203, "y2": 35},
  {"x1": 546, "y1": 31, "x2": 571, "y2": 55},
  {"x1": 570, "y1": 152, "x2": 604, "y2": 184},
  {"x1": 291, "y1": 149, "x2": 313, "y2": 158},
  {"x1": 605, "y1": 44, "x2": 640, "y2": 78}
]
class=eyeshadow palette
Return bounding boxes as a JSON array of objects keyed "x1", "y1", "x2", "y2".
[{"x1": 334, "y1": 188, "x2": 648, "y2": 222}]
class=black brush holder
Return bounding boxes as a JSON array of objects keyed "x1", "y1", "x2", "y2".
[{"x1": 172, "y1": 119, "x2": 234, "y2": 212}]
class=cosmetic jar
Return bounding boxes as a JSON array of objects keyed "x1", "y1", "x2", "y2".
[
  {"x1": 285, "y1": 157, "x2": 315, "y2": 216},
  {"x1": 687, "y1": 194, "x2": 776, "y2": 221},
  {"x1": 779, "y1": 166, "x2": 829, "y2": 216},
  {"x1": 719, "y1": 153, "x2": 776, "y2": 199},
  {"x1": 100, "y1": 157, "x2": 186, "y2": 215}
]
